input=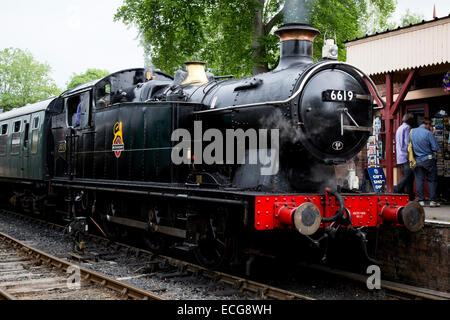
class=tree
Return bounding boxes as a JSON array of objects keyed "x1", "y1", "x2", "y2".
[
  {"x1": 363, "y1": 8, "x2": 425, "y2": 35},
  {"x1": 67, "y1": 69, "x2": 110, "y2": 90},
  {"x1": 0, "y1": 48, "x2": 60, "y2": 111},
  {"x1": 397, "y1": 9, "x2": 424, "y2": 28},
  {"x1": 115, "y1": 0, "x2": 396, "y2": 77}
]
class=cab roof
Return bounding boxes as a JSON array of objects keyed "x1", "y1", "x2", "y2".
[{"x1": 62, "y1": 68, "x2": 173, "y2": 97}]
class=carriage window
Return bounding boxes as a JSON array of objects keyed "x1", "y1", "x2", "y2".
[
  {"x1": 13, "y1": 121, "x2": 21, "y2": 133},
  {"x1": 0, "y1": 124, "x2": 7, "y2": 155},
  {"x1": 33, "y1": 117, "x2": 40, "y2": 129},
  {"x1": 23, "y1": 122, "x2": 30, "y2": 148},
  {"x1": 31, "y1": 117, "x2": 40, "y2": 153},
  {"x1": 11, "y1": 121, "x2": 22, "y2": 154},
  {"x1": 95, "y1": 82, "x2": 111, "y2": 109},
  {"x1": 31, "y1": 130, "x2": 39, "y2": 153}
]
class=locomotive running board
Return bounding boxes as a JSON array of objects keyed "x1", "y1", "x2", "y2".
[
  {"x1": 106, "y1": 215, "x2": 187, "y2": 239},
  {"x1": 343, "y1": 125, "x2": 372, "y2": 132}
]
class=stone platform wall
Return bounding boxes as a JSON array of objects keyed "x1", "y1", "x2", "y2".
[{"x1": 377, "y1": 221, "x2": 449, "y2": 292}]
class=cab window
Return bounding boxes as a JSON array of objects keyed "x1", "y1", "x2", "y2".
[
  {"x1": 66, "y1": 96, "x2": 81, "y2": 127},
  {"x1": 95, "y1": 81, "x2": 111, "y2": 109},
  {"x1": 66, "y1": 91, "x2": 90, "y2": 128}
]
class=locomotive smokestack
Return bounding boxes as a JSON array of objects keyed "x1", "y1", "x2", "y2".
[{"x1": 275, "y1": 0, "x2": 320, "y2": 70}]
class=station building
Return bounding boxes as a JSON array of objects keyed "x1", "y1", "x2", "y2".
[{"x1": 344, "y1": 15, "x2": 450, "y2": 202}]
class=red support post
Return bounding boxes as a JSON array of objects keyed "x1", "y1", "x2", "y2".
[
  {"x1": 382, "y1": 69, "x2": 418, "y2": 193},
  {"x1": 384, "y1": 73, "x2": 395, "y2": 193}
]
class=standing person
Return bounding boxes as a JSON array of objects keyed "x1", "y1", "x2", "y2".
[
  {"x1": 411, "y1": 118, "x2": 440, "y2": 207},
  {"x1": 394, "y1": 114, "x2": 416, "y2": 201},
  {"x1": 75, "y1": 102, "x2": 82, "y2": 127}
]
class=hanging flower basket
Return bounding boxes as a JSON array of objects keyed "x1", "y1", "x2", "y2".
[{"x1": 443, "y1": 71, "x2": 450, "y2": 93}]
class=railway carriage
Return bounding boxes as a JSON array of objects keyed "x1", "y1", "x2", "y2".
[
  {"x1": 0, "y1": 99, "x2": 54, "y2": 214},
  {"x1": 0, "y1": 99, "x2": 52, "y2": 181}
]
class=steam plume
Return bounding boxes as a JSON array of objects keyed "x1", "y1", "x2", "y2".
[{"x1": 282, "y1": 0, "x2": 314, "y2": 25}]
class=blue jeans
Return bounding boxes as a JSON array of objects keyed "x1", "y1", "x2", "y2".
[
  {"x1": 414, "y1": 159, "x2": 438, "y2": 202},
  {"x1": 394, "y1": 163, "x2": 415, "y2": 201}
]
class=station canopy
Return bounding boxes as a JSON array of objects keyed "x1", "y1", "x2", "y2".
[{"x1": 345, "y1": 15, "x2": 450, "y2": 85}]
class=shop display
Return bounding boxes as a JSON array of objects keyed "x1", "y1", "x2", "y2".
[
  {"x1": 367, "y1": 116, "x2": 382, "y2": 167},
  {"x1": 432, "y1": 110, "x2": 450, "y2": 177}
]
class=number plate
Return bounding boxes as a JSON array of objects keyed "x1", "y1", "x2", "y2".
[{"x1": 322, "y1": 90, "x2": 355, "y2": 102}]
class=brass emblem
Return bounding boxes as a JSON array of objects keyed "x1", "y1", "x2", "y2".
[{"x1": 58, "y1": 141, "x2": 67, "y2": 153}]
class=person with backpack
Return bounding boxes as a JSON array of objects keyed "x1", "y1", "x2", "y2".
[{"x1": 411, "y1": 118, "x2": 440, "y2": 207}]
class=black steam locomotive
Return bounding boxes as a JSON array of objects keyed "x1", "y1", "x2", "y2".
[{"x1": 0, "y1": 22, "x2": 424, "y2": 268}]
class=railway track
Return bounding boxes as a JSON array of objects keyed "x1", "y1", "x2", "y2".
[
  {"x1": 1, "y1": 209, "x2": 447, "y2": 301},
  {"x1": 0, "y1": 231, "x2": 163, "y2": 300},
  {"x1": 296, "y1": 263, "x2": 450, "y2": 301},
  {"x1": 0, "y1": 209, "x2": 314, "y2": 300}
]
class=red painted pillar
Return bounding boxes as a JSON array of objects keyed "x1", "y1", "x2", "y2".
[{"x1": 384, "y1": 73, "x2": 395, "y2": 193}]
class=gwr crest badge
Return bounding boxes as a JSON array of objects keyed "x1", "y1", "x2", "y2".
[
  {"x1": 332, "y1": 141, "x2": 344, "y2": 151},
  {"x1": 113, "y1": 122, "x2": 124, "y2": 158}
]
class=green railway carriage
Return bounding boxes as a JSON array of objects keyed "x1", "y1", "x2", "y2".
[{"x1": 0, "y1": 98, "x2": 55, "y2": 182}]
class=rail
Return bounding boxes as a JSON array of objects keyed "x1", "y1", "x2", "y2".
[
  {"x1": 0, "y1": 231, "x2": 164, "y2": 300},
  {"x1": 0, "y1": 209, "x2": 313, "y2": 301}
]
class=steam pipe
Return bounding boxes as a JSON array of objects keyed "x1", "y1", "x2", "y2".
[{"x1": 322, "y1": 188, "x2": 346, "y2": 223}]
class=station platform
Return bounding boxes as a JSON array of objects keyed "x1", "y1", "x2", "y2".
[{"x1": 424, "y1": 206, "x2": 450, "y2": 223}]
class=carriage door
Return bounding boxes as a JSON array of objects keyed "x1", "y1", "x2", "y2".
[{"x1": 21, "y1": 115, "x2": 32, "y2": 179}]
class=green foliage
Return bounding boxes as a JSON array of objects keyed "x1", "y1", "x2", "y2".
[
  {"x1": 397, "y1": 9, "x2": 424, "y2": 28},
  {"x1": 115, "y1": 0, "x2": 397, "y2": 77},
  {"x1": 0, "y1": 48, "x2": 60, "y2": 112},
  {"x1": 67, "y1": 69, "x2": 110, "y2": 91},
  {"x1": 362, "y1": 7, "x2": 425, "y2": 36},
  {"x1": 116, "y1": 0, "x2": 259, "y2": 77}
]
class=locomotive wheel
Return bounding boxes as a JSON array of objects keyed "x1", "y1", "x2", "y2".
[
  {"x1": 140, "y1": 207, "x2": 168, "y2": 253},
  {"x1": 99, "y1": 201, "x2": 126, "y2": 240},
  {"x1": 193, "y1": 214, "x2": 234, "y2": 269},
  {"x1": 141, "y1": 232, "x2": 167, "y2": 254}
]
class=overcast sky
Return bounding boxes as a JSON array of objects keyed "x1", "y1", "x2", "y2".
[{"x1": 0, "y1": 0, "x2": 449, "y2": 89}]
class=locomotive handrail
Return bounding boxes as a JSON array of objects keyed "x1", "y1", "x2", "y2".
[{"x1": 194, "y1": 61, "x2": 386, "y2": 115}]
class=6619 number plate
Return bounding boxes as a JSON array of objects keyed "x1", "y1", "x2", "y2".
[{"x1": 322, "y1": 90, "x2": 355, "y2": 102}]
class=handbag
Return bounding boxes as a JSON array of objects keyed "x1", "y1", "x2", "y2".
[{"x1": 408, "y1": 130, "x2": 416, "y2": 169}]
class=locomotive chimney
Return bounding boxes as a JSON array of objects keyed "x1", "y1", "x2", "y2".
[
  {"x1": 274, "y1": 0, "x2": 320, "y2": 70},
  {"x1": 182, "y1": 62, "x2": 209, "y2": 86}
]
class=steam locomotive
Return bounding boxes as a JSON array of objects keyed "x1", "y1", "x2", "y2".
[{"x1": 0, "y1": 22, "x2": 424, "y2": 268}]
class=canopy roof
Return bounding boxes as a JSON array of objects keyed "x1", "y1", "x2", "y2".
[{"x1": 345, "y1": 15, "x2": 450, "y2": 77}]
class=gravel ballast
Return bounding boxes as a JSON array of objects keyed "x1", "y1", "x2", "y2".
[{"x1": 0, "y1": 211, "x2": 392, "y2": 300}]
